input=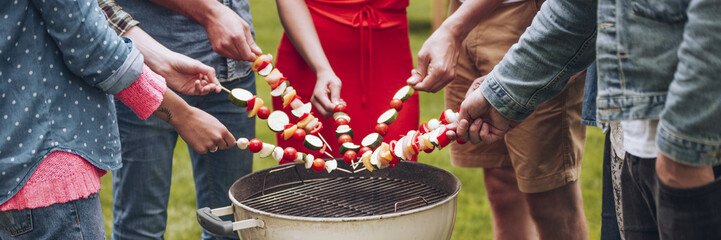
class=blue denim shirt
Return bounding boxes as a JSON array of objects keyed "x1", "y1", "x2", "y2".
[
  {"x1": 480, "y1": 0, "x2": 721, "y2": 166},
  {"x1": 116, "y1": 0, "x2": 254, "y2": 82},
  {"x1": 0, "y1": 0, "x2": 143, "y2": 204}
]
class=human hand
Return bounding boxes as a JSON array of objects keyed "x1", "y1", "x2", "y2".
[
  {"x1": 406, "y1": 27, "x2": 461, "y2": 92},
  {"x1": 446, "y1": 76, "x2": 517, "y2": 144},
  {"x1": 204, "y1": 5, "x2": 262, "y2": 61},
  {"x1": 171, "y1": 106, "x2": 236, "y2": 154},
  {"x1": 311, "y1": 71, "x2": 343, "y2": 118},
  {"x1": 159, "y1": 52, "x2": 222, "y2": 95}
]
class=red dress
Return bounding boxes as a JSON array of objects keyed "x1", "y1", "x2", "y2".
[{"x1": 272, "y1": 0, "x2": 419, "y2": 160}]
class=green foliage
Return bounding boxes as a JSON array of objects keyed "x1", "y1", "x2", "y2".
[{"x1": 100, "y1": 0, "x2": 603, "y2": 239}]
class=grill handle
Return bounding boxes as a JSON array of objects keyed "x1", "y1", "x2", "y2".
[
  {"x1": 394, "y1": 196, "x2": 429, "y2": 212},
  {"x1": 197, "y1": 206, "x2": 264, "y2": 236}
]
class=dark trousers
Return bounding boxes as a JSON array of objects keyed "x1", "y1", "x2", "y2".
[
  {"x1": 621, "y1": 153, "x2": 721, "y2": 240},
  {"x1": 601, "y1": 134, "x2": 622, "y2": 240}
]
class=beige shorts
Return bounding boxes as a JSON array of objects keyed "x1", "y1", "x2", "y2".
[{"x1": 445, "y1": 0, "x2": 587, "y2": 193}]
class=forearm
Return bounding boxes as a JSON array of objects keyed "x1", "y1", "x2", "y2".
[
  {"x1": 121, "y1": 27, "x2": 176, "y2": 75},
  {"x1": 148, "y1": 0, "x2": 225, "y2": 27},
  {"x1": 481, "y1": 0, "x2": 597, "y2": 121},
  {"x1": 276, "y1": 0, "x2": 334, "y2": 75},
  {"x1": 97, "y1": 0, "x2": 162, "y2": 66},
  {"x1": 153, "y1": 89, "x2": 191, "y2": 126},
  {"x1": 440, "y1": 0, "x2": 503, "y2": 43}
]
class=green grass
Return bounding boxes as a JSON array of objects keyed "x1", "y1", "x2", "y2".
[{"x1": 100, "y1": 1, "x2": 604, "y2": 239}]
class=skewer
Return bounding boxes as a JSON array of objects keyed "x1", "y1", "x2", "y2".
[
  {"x1": 317, "y1": 134, "x2": 332, "y2": 152},
  {"x1": 220, "y1": 86, "x2": 231, "y2": 94},
  {"x1": 336, "y1": 168, "x2": 353, "y2": 174},
  {"x1": 353, "y1": 168, "x2": 367, "y2": 173},
  {"x1": 323, "y1": 151, "x2": 334, "y2": 159}
]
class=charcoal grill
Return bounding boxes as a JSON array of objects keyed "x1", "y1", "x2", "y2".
[{"x1": 197, "y1": 160, "x2": 461, "y2": 240}]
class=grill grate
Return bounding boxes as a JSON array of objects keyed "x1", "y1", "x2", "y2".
[{"x1": 240, "y1": 176, "x2": 449, "y2": 218}]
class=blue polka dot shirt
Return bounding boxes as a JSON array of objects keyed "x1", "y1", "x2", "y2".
[{"x1": 0, "y1": 0, "x2": 144, "y2": 205}]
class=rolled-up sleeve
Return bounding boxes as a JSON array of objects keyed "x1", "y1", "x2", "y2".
[
  {"x1": 31, "y1": 0, "x2": 143, "y2": 95},
  {"x1": 481, "y1": 0, "x2": 597, "y2": 121}
]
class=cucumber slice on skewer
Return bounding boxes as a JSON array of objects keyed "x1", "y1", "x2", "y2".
[
  {"x1": 333, "y1": 112, "x2": 351, "y2": 123},
  {"x1": 335, "y1": 125, "x2": 354, "y2": 138},
  {"x1": 267, "y1": 111, "x2": 290, "y2": 133},
  {"x1": 392, "y1": 85, "x2": 414, "y2": 102},
  {"x1": 333, "y1": 112, "x2": 349, "y2": 119},
  {"x1": 228, "y1": 88, "x2": 253, "y2": 107},
  {"x1": 303, "y1": 135, "x2": 323, "y2": 151},
  {"x1": 291, "y1": 103, "x2": 312, "y2": 118},
  {"x1": 339, "y1": 142, "x2": 361, "y2": 155},
  {"x1": 361, "y1": 132, "x2": 383, "y2": 149},
  {"x1": 377, "y1": 109, "x2": 398, "y2": 125}
]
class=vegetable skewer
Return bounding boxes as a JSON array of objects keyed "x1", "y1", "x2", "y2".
[{"x1": 231, "y1": 52, "x2": 467, "y2": 174}]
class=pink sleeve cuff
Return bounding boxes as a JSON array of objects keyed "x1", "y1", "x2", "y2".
[{"x1": 115, "y1": 64, "x2": 167, "y2": 119}]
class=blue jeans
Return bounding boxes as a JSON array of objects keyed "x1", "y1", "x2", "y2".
[
  {"x1": 112, "y1": 75, "x2": 255, "y2": 240},
  {"x1": 0, "y1": 193, "x2": 105, "y2": 239}
]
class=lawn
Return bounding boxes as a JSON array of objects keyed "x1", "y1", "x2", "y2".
[{"x1": 100, "y1": 0, "x2": 605, "y2": 239}]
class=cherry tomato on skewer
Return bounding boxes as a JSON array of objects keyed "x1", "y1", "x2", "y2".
[
  {"x1": 343, "y1": 150, "x2": 357, "y2": 165},
  {"x1": 390, "y1": 98, "x2": 403, "y2": 111},
  {"x1": 375, "y1": 123, "x2": 389, "y2": 137},
  {"x1": 334, "y1": 103, "x2": 347, "y2": 113},
  {"x1": 335, "y1": 117, "x2": 349, "y2": 125},
  {"x1": 312, "y1": 158, "x2": 325, "y2": 172},
  {"x1": 338, "y1": 134, "x2": 352, "y2": 144},
  {"x1": 283, "y1": 147, "x2": 298, "y2": 162},
  {"x1": 358, "y1": 146, "x2": 372, "y2": 157},
  {"x1": 257, "y1": 106, "x2": 271, "y2": 119},
  {"x1": 248, "y1": 138, "x2": 263, "y2": 153},
  {"x1": 292, "y1": 128, "x2": 306, "y2": 141}
]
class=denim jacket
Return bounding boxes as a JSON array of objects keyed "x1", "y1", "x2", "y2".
[
  {"x1": 0, "y1": 0, "x2": 143, "y2": 204},
  {"x1": 480, "y1": 0, "x2": 721, "y2": 166}
]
